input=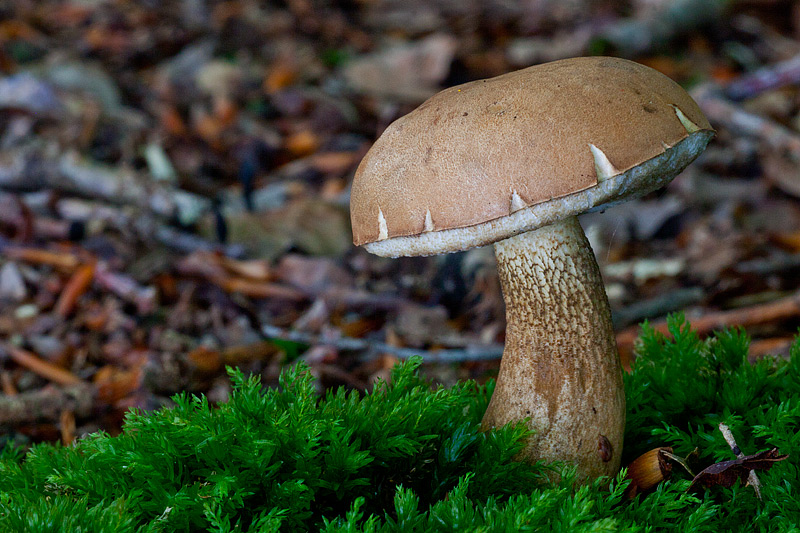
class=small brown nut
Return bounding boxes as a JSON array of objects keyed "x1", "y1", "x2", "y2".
[{"x1": 625, "y1": 447, "x2": 673, "y2": 499}]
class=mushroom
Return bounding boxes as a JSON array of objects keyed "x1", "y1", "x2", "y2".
[{"x1": 349, "y1": 57, "x2": 713, "y2": 481}]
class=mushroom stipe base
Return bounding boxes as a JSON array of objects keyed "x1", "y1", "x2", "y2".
[{"x1": 483, "y1": 216, "x2": 625, "y2": 480}]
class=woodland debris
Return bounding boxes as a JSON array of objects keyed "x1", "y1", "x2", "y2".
[
  {"x1": 725, "y1": 53, "x2": 800, "y2": 102},
  {"x1": 54, "y1": 262, "x2": 95, "y2": 317},
  {"x1": 617, "y1": 289, "x2": 800, "y2": 365},
  {"x1": 4, "y1": 246, "x2": 80, "y2": 271},
  {"x1": 600, "y1": 0, "x2": 727, "y2": 56},
  {"x1": 1, "y1": 0, "x2": 800, "y2": 445},
  {"x1": 343, "y1": 33, "x2": 457, "y2": 102},
  {"x1": 261, "y1": 324, "x2": 504, "y2": 364},
  {"x1": 625, "y1": 447, "x2": 673, "y2": 499},
  {"x1": 612, "y1": 288, "x2": 705, "y2": 329},
  {"x1": 692, "y1": 84, "x2": 800, "y2": 156},
  {"x1": 0, "y1": 343, "x2": 83, "y2": 386},
  {"x1": 717, "y1": 423, "x2": 762, "y2": 499},
  {"x1": 93, "y1": 262, "x2": 157, "y2": 315},
  {"x1": 0, "y1": 383, "x2": 95, "y2": 425},
  {"x1": 688, "y1": 426, "x2": 788, "y2": 498}
]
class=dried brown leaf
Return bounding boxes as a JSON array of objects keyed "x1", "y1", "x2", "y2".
[{"x1": 688, "y1": 448, "x2": 788, "y2": 492}]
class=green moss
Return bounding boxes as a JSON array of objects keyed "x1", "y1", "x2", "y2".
[{"x1": 1, "y1": 315, "x2": 798, "y2": 531}]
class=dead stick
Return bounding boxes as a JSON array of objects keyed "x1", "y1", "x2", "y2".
[
  {"x1": 725, "y1": 53, "x2": 800, "y2": 102},
  {"x1": 0, "y1": 371, "x2": 16, "y2": 395},
  {"x1": 55, "y1": 262, "x2": 95, "y2": 317},
  {"x1": 692, "y1": 84, "x2": 800, "y2": 157},
  {"x1": 320, "y1": 287, "x2": 409, "y2": 312},
  {"x1": 3, "y1": 246, "x2": 80, "y2": 271},
  {"x1": 94, "y1": 262, "x2": 157, "y2": 314},
  {"x1": 617, "y1": 290, "x2": 800, "y2": 363},
  {"x1": 152, "y1": 225, "x2": 246, "y2": 258},
  {"x1": 0, "y1": 384, "x2": 94, "y2": 425},
  {"x1": 217, "y1": 277, "x2": 307, "y2": 301},
  {"x1": 261, "y1": 324, "x2": 504, "y2": 363},
  {"x1": 0, "y1": 344, "x2": 83, "y2": 386},
  {"x1": 748, "y1": 337, "x2": 794, "y2": 361},
  {"x1": 718, "y1": 423, "x2": 762, "y2": 500}
]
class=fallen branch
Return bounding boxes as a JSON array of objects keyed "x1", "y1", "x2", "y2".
[
  {"x1": 718, "y1": 423, "x2": 762, "y2": 500},
  {"x1": 260, "y1": 324, "x2": 504, "y2": 363},
  {"x1": 320, "y1": 287, "x2": 408, "y2": 312},
  {"x1": 217, "y1": 276, "x2": 307, "y2": 301},
  {"x1": 0, "y1": 383, "x2": 94, "y2": 425},
  {"x1": 3, "y1": 245, "x2": 80, "y2": 271},
  {"x1": 0, "y1": 153, "x2": 210, "y2": 224},
  {"x1": 748, "y1": 337, "x2": 794, "y2": 362},
  {"x1": 55, "y1": 197, "x2": 246, "y2": 258},
  {"x1": 725, "y1": 53, "x2": 800, "y2": 102},
  {"x1": 0, "y1": 343, "x2": 84, "y2": 386},
  {"x1": 612, "y1": 287, "x2": 704, "y2": 329},
  {"x1": 55, "y1": 262, "x2": 96, "y2": 317},
  {"x1": 152, "y1": 224, "x2": 246, "y2": 258},
  {"x1": 600, "y1": 0, "x2": 727, "y2": 56},
  {"x1": 94, "y1": 262, "x2": 158, "y2": 314},
  {"x1": 692, "y1": 83, "x2": 800, "y2": 158},
  {"x1": 617, "y1": 289, "x2": 800, "y2": 366}
]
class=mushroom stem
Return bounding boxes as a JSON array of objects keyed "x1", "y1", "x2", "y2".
[{"x1": 483, "y1": 215, "x2": 625, "y2": 481}]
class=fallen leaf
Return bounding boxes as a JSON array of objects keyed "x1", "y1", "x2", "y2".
[
  {"x1": 285, "y1": 130, "x2": 320, "y2": 157},
  {"x1": 688, "y1": 448, "x2": 788, "y2": 492},
  {"x1": 264, "y1": 62, "x2": 298, "y2": 93},
  {"x1": 343, "y1": 33, "x2": 457, "y2": 102},
  {"x1": 210, "y1": 199, "x2": 351, "y2": 258}
]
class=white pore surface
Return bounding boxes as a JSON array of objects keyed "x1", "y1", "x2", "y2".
[{"x1": 364, "y1": 130, "x2": 713, "y2": 258}]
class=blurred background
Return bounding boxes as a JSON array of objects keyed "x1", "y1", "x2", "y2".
[{"x1": 1, "y1": 0, "x2": 800, "y2": 445}]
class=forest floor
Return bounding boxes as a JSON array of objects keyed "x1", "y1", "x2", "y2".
[{"x1": 2, "y1": 0, "x2": 800, "y2": 445}]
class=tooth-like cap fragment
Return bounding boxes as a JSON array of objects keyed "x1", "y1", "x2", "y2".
[
  {"x1": 423, "y1": 209, "x2": 434, "y2": 231},
  {"x1": 350, "y1": 56, "x2": 714, "y2": 257},
  {"x1": 589, "y1": 144, "x2": 620, "y2": 182},
  {"x1": 377, "y1": 208, "x2": 388, "y2": 240},
  {"x1": 510, "y1": 190, "x2": 526, "y2": 212}
]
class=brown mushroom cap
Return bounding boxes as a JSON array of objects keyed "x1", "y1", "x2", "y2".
[{"x1": 350, "y1": 56, "x2": 714, "y2": 257}]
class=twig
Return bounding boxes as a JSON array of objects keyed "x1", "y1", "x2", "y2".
[
  {"x1": 600, "y1": 0, "x2": 727, "y2": 56},
  {"x1": 0, "y1": 153, "x2": 210, "y2": 224},
  {"x1": 175, "y1": 252, "x2": 306, "y2": 302},
  {"x1": 612, "y1": 287, "x2": 705, "y2": 329},
  {"x1": 261, "y1": 324, "x2": 504, "y2": 363},
  {"x1": 617, "y1": 288, "x2": 800, "y2": 364},
  {"x1": 734, "y1": 252, "x2": 800, "y2": 276},
  {"x1": 692, "y1": 84, "x2": 800, "y2": 158},
  {"x1": 60, "y1": 408, "x2": 76, "y2": 445},
  {"x1": 3, "y1": 245, "x2": 80, "y2": 271},
  {"x1": 56, "y1": 153, "x2": 210, "y2": 224},
  {"x1": 1, "y1": 371, "x2": 17, "y2": 395},
  {"x1": 94, "y1": 262, "x2": 157, "y2": 314},
  {"x1": 0, "y1": 383, "x2": 94, "y2": 425},
  {"x1": 718, "y1": 423, "x2": 762, "y2": 500},
  {"x1": 151, "y1": 224, "x2": 246, "y2": 258},
  {"x1": 55, "y1": 197, "x2": 246, "y2": 258},
  {"x1": 748, "y1": 337, "x2": 794, "y2": 362},
  {"x1": 55, "y1": 262, "x2": 95, "y2": 317},
  {"x1": 320, "y1": 287, "x2": 408, "y2": 312},
  {"x1": 0, "y1": 343, "x2": 83, "y2": 386},
  {"x1": 218, "y1": 276, "x2": 307, "y2": 301},
  {"x1": 725, "y1": 53, "x2": 800, "y2": 102}
]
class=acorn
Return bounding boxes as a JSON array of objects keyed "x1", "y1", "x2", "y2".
[{"x1": 625, "y1": 447, "x2": 673, "y2": 499}]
